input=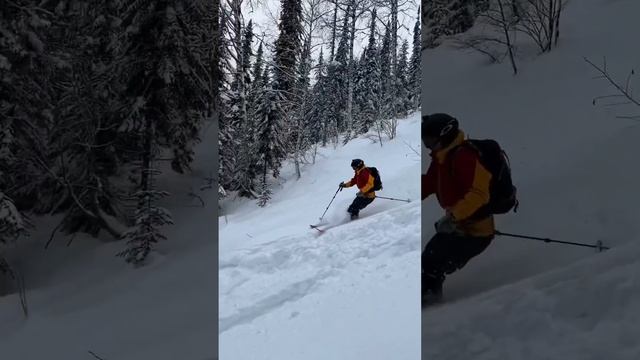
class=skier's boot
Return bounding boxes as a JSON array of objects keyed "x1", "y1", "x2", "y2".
[
  {"x1": 422, "y1": 273, "x2": 444, "y2": 307},
  {"x1": 422, "y1": 285, "x2": 443, "y2": 307},
  {"x1": 350, "y1": 212, "x2": 359, "y2": 220}
]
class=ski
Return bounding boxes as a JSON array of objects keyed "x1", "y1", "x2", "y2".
[
  {"x1": 309, "y1": 215, "x2": 365, "y2": 234},
  {"x1": 309, "y1": 224, "x2": 326, "y2": 233}
]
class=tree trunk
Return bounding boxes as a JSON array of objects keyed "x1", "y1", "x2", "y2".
[
  {"x1": 347, "y1": 2, "x2": 356, "y2": 139},
  {"x1": 498, "y1": 0, "x2": 518, "y2": 75},
  {"x1": 391, "y1": 0, "x2": 398, "y2": 74},
  {"x1": 330, "y1": 0, "x2": 338, "y2": 61},
  {"x1": 212, "y1": 1, "x2": 220, "y2": 118},
  {"x1": 547, "y1": 0, "x2": 554, "y2": 52},
  {"x1": 554, "y1": 0, "x2": 561, "y2": 47},
  {"x1": 140, "y1": 114, "x2": 152, "y2": 195}
]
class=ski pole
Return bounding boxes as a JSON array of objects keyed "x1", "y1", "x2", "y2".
[
  {"x1": 494, "y1": 230, "x2": 610, "y2": 252},
  {"x1": 375, "y1": 195, "x2": 411, "y2": 203},
  {"x1": 319, "y1": 187, "x2": 341, "y2": 221}
]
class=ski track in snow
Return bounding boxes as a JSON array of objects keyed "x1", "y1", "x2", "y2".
[{"x1": 219, "y1": 203, "x2": 419, "y2": 333}]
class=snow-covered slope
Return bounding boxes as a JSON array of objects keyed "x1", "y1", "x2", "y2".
[
  {"x1": 0, "y1": 123, "x2": 218, "y2": 360},
  {"x1": 422, "y1": 0, "x2": 640, "y2": 358},
  {"x1": 219, "y1": 113, "x2": 422, "y2": 360}
]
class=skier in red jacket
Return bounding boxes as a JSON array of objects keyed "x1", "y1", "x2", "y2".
[
  {"x1": 339, "y1": 159, "x2": 376, "y2": 220},
  {"x1": 422, "y1": 113, "x2": 495, "y2": 305}
]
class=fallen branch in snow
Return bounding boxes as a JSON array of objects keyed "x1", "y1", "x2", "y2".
[
  {"x1": 585, "y1": 56, "x2": 640, "y2": 120},
  {"x1": 16, "y1": 269, "x2": 28, "y2": 317},
  {"x1": 400, "y1": 138, "x2": 420, "y2": 157},
  {"x1": 452, "y1": 36, "x2": 504, "y2": 64},
  {"x1": 88, "y1": 351, "x2": 108, "y2": 360},
  {"x1": 188, "y1": 190, "x2": 206, "y2": 207},
  {"x1": 0, "y1": 258, "x2": 28, "y2": 317},
  {"x1": 44, "y1": 218, "x2": 65, "y2": 249},
  {"x1": 66, "y1": 232, "x2": 78, "y2": 247}
]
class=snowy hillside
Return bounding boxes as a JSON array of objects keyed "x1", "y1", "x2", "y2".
[
  {"x1": 0, "y1": 124, "x2": 218, "y2": 360},
  {"x1": 219, "y1": 112, "x2": 422, "y2": 360},
  {"x1": 422, "y1": 0, "x2": 640, "y2": 358}
]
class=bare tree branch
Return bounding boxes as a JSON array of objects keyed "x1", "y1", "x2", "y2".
[{"x1": 586, "y1": 56, "x2": 639, "y2": 120}]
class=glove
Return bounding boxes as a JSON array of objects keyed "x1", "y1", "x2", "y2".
[
  {"x1": 339, "y1": 182, "x2": 345, "y2": 191},
  {"x1": 434, "y1": 214, "x2": 458, "y2": 234}
]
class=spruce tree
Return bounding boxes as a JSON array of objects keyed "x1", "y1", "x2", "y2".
[
  {"x1": 117, "y1": 169, "x2": 173, "y2": 265},
  {"x1": 379, "y1": 22, "x2": 393, "y2": 120},
  {"x1": 255, "y1": 69, "x2": 286, "y2": 206},
  {"x1": 273, "y1": 0, "x2": 303, "y2": 103},
  {"x1": 355, "y1": 10, "x2": 380, "y2": 134},
  {"x1": 395, "y1": 39, "x2": 411, "y2": 116},
  {"x1": 408, "y1": 11, "x2": 422, "y2": 109}
]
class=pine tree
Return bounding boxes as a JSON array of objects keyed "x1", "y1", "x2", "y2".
[
  {"x1": 218, "y1": 3, "x2": 239, "y2": 190},
  {"x1": 112, "y1": 1, "x2": 210, "y2": 261},
  {"x1": 326, "y1": 7, "x2": 351, "y2": 141},
  {"x1": 235, "y1": 22, "x2": 260, "y2": 198},
  {"x1": 408, "y1": 10, "x2": 422, "y2": 109},
  {"x1": 447, "y1": 0, "x2": 475, "y2": 34},
  {"x1": 273, "y1": 0, "x2": 303, "y2": 103},
  {"x1": 251, "y1": 42, "x2": 265, "y2": 88},
  {"x1": 424, "y1": 0, "x2": 451, "y2": 48},
  {"x1": 379, "y1": 22, "x2": 393, "y2": 120},
  {"x1": 255, "y1": 69, "x2": 286, "y2": 206},
  {"x1": 117, "y1": 169, "x2": 173, "y2": 265},
  {"x1": 355, "y1": 9, "x2": 380, "y2": 134},
  {"x1": 309, "y1": 49, "x2": 329, "y2": 145},
  {"x1": 395, "y1": 39, "x2": 411, "y2": 116},
  {"x1": 292, "y1": 34, "x2": 313, "y2": 178},
  {"x1": 241, "y1": 20, "x2": 254, "y2": 86}
]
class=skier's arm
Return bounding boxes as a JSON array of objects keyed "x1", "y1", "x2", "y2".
[
  {"x1": 422, "y1": 163, "x2": 436, "y2": 200},
  {"x1": 448, "y1": 148, "x2": 491, "y2": 221},
  {"x1": 344, "y1": 174, "x2": 357, "y2": 187}
]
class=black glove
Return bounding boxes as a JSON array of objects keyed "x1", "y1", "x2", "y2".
[
  {"x1": 434, "y1": 214, "x2": 459, "y2": 234},
  {"x1": 339, "y1": 182, "x2": 345, "y2": 191}
]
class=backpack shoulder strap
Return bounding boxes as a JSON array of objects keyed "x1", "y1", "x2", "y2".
[
  {"x1": 446, "y1": 140, "x2": 486, "y2": 181},
  {"x1": 446, "y1": 140, "x2": 478, "y2": 164}
]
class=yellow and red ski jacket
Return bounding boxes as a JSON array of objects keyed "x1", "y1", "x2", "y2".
[
  {"x1": 422, "y1": 131, "x2": 495, "y2": 237},
  {"x1": 344, "y1": 166, "x2": 376, "y2": 199}
]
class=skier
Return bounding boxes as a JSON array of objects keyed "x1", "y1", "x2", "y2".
[
  {"x1": 339, "y1": 159, "x2": 376, "y2": 220},
  {"x1": 421, "y1": 113, "x2": 495, "y2": 305}
]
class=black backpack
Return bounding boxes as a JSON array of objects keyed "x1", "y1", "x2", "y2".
[
  {"x1": 450, "y1": 139, "x2": 518, "y2": 217},
  {"x1": 367, "y1": 167, "x2": 383, "y2": 191}
]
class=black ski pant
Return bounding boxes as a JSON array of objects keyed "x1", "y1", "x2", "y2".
[
  {"x1": 347, "y1": 196, "x2": 374, "y2": 216},
  {"x1": 422, "y1": 232, "x2": 493, "y2": 293}
]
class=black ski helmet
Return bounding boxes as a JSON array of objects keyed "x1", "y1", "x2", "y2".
[
  {"x1": 422, "y1": 113, "x2": 459, "y2": 147},
  {"x1": 351, "y1": 159, "x2": 364, "y2": 169}
]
